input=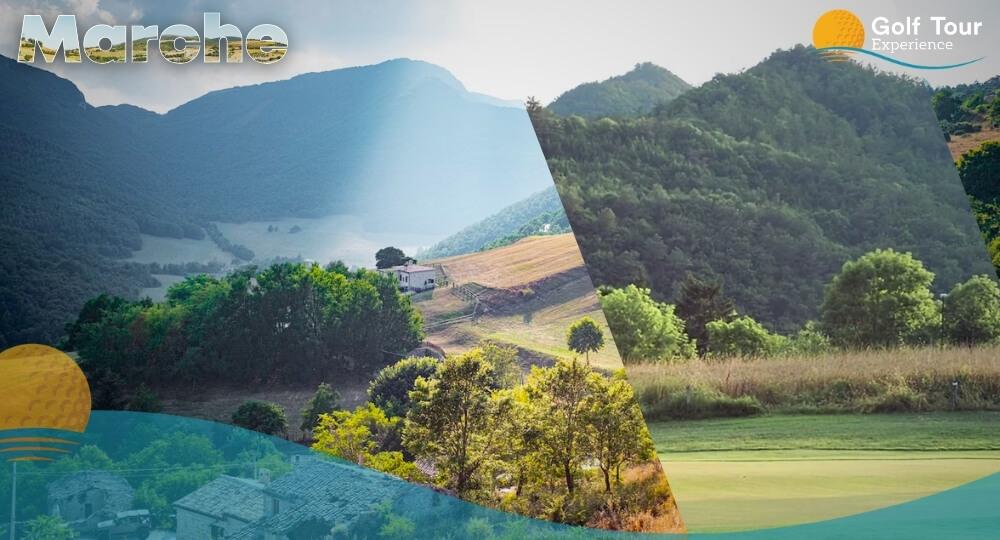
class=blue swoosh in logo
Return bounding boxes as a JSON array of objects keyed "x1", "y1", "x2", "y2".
[{"x1": 817, "y1": 46, "x2": 985, "y2": 70}]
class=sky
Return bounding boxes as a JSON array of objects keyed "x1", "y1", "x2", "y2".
[{"x1": 2, "y1": 0, "x2": 999, "y2": 113}]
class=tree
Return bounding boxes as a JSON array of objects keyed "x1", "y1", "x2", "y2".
[
  {"x1": 990, "y1": 93, "x2": 1000, "y2": 126},
  {"x1": 675, "y1": 275, "x2": 737, "y2": 356},
  {"x1": 958, "y1": 141, "x2": 1000, "y2": 203},
  {"x1": 525, "y1": 358, "x2": 595, "y2": 494},
  {"x1": 599, "y1": 285, "x2": 694, "y2": 362},
  {"x1": 364, "y1": 450, "x2": 426, "y2": 482},
  {"x1": 300, "y1": 382, "x2": 341, "y2": 435},
  {"x1": 943, "y1": 275, "x2": 1000, "y2": 345},
  {"x1": 706, "y1": 315, "x2": 785, "y2": 358},
  {"x1": 490, "y1": 387, "x2": 544, "y2": 497},
  {"x1": 312, "y1": 403, "x2": 401, "y2": 463},
  {"x1": 375, "y1": 246, "x2": 412, "y2": 269},
  {"x1": 785, "y1": 321, "x2": 832, "y2": 356},
  {"x1": 368, "y1": 357, "x2": 439, "y2": 418},
  {"x1": 582, "y1": 372, "x2": 653, "y2": 492},
  {"x1": 566, "y1": 317, "x2": 605, "y2": 364},
  {"x1": 128, "y1": 384, "x2": 162, "y2": 413},
  {"x1": 23, "y1": 515, "x2": 75, "y2": 540},
  {"x1": 820, "y1": 249, "x2": 938, "y2": 348},
  {"x1": 403, "y1": 349, "x2": 511, "y2": 494},
  {"x1": 480, "y1": 341, "x2": 521, "y2": 389},
  {"x1": 67, "y1": 261, "x2": 424, "y2": 393},
  {"x1": 231, "y1": 401, "x2": 288, "y2": 436},
  {"x1": 931, "y1": 89, "x2": 963, "y2": 122}
]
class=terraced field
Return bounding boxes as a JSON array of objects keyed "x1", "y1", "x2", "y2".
[{"x1": 417, "y1": 234, "x2": 624, "y2": 370}]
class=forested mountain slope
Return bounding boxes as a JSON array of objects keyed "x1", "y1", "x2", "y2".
[
  {"x1": 0, "y1": 56, "x2": 551, "y2": 346},
  {"x1": 533, "y1": 46, "x2": 992, "y2": 332},
  {"x1": 548, "y1": 62, "x2": 691, "y2": 119},
  {"x1": 420, "y1": 186, "x2": 569, "y2": 258}
]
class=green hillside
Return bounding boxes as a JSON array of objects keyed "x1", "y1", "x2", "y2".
[
  {"x1": 548, "y1": 62, "x2": 691, "y2": 119},
  {"x1": 532, "y1": 46, "x2": 992, "y2": 333},
  {"x1": 0, "y1": 56, "x2": 552, "y2": 347},
  {"x1": 419, "y1": 186, "x2": 569, "y2": 259}
]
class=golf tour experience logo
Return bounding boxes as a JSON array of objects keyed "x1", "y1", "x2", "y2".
[{"x1": 813, "y1": 9, "x2": 985, "y2": 69}]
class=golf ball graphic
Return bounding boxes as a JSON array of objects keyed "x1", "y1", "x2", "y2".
[
  {"x1": 0, "y1": 344, "x2": 91, "y2": 461},
  {"x1": 813, "y1": 9, "x2": 865, "y2": 53}
]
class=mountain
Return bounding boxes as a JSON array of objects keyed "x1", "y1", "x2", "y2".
[
  {"x1": 532, "y1": 46, "x2": 993, "y2": 333},
  {"x1": 149, "y1": 59, "x2": 549, "y2": 232},
  {"x1": 0, "y1": 56, "x2": 553, "y2": 346},
  {"x1": 547, "y1": 62, "x2": 691, "y2": 119},
  {"x1": 419, "y1": 186, "x2": 569, "y2": 259}
]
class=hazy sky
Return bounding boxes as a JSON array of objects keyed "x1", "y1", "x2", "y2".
[{"x1": 2, "y1": 0, "x2": 999, "y2": 112}]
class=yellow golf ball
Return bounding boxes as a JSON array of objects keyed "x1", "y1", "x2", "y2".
[
  {"x1": 0, "y1": 344, "x2": 91, "y2": 432},
  {"x1": 813, "y1": 9, "x2": 866, "y2": 49}
]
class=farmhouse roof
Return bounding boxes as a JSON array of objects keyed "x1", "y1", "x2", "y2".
[
  {"x1": 226, "y1": 457, "x2": 443, "y2": 539},
  {"x1": 240, "y1": 458, "x2": 390, "y2": 536},
  {"x1": 173, "y1": 475, "x2": 266, "y2": 523},
  {"x1": 390, "y1": 263, "x2": 436, "y2": 273},
  {"x1": 47, "y1": 471, "x2": 133, "y2": 510}
]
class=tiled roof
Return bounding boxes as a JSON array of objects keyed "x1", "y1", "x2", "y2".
[
  {"x1": 388, "y1": 264, "x2": 436, "y2": 273},
  {"x1": 253, "y1": 459, "x2": 391, "y2": 534},
  {"x1": 173, "y1": 476, "x2": 266, "y2": 523},
  {"x1": 47, "y1": 471, "x2": 133, "y2": 512},
  {"x1": 213, "y1": 458, "x2": 435, "y2": 538}
]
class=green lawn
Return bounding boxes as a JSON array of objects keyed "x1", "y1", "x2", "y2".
[{"x1": 651, "y1": 413, "x2": 1000, "y2": 533}]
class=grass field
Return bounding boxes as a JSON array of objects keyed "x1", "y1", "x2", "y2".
[
  {"x1": 629, "y1": 346, "x2": 1000, "y2": 419},
  {"x1": 651, "y1": 413, "x2": 1000, "y2": 532},
  {"x1": 947, "y1": 121, "x2": 1000, "y2": 160},
  {"x1": 430, "y1": 234, "x2": 588, "y2": 288},
  {"x1": 160, "y1": 374, "x2": 374, "y2": 442},
  {"x1": 419, "y1": 234, "x2": 624, "y2": 370},
  {"x1": 127, "y1": 234, "x2": 230, "y2": 265}
]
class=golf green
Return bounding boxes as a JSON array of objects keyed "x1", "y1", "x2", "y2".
[{"x1": 650, "y1": 413, "x2": 1000, "y2": 532}]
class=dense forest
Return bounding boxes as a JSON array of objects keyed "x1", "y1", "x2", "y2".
[
  {"x1": 932, "y1": 77, "x2": 1000, "y2": 273},
  {"x1": 0, "y1": 57, "x2": 202, "y2": 348},
  {"x1": 63, "y1": 262, "x2": 423, "y2": 406},
  {"x1": 532, "y1": 46, "x2": 993, "y2": 333},
  {"x1": 548, "y1": 63, "x2": 691, "y2": 119},
  {"x1": 0, "y1": 55, "x2": 551, "y2": 347},
  {"x1": 420, "y1": 187, "x2": 570, "y2": 259}
]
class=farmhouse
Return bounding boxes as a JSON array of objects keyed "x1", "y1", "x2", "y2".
[
  {"x1": 47, "y1": 471, "x2": 135, "y2": 535},
  {"x1": 174, "y1": 476, "x2": 266, "y2": 540},
  {"x1": 381, "y1": 262, "x2": 437, "y2": 292},
  {"x1": 174, "y1": 456, "x2": 434, "y2": 539}
]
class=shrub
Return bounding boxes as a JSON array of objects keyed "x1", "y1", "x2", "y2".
[
  {"x1": 706, "y1": 315, "x2": 785, "y2": 358},
  {"x1": 368, "y1": 357, "x2": 439, "y2": 418},
  {"x1": 300, "y1": 382, "x2": 341, "y2": 435},
  {"x1": 232, "y1": 401, "x2": 287, "y2": 436},
  {"x1": 859, "y1": 383, "x2": 929, "y2": 414},
  {"x1": 599, "y1": 285, "x2": 694, "y2": 362},
  {"x1": 128, "y1": 384, "x2": 162, "y2": 413},
  {"x1": 638, "y1": 381, "x2": 763, "y2": 420},
  {"x1": 943, "y1": 275, "x2": 1000, "y2": 346}
]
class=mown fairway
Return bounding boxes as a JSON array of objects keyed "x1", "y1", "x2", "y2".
[{"x1": 650, "y1": 413, "x2": 1000, "y2": 532}]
